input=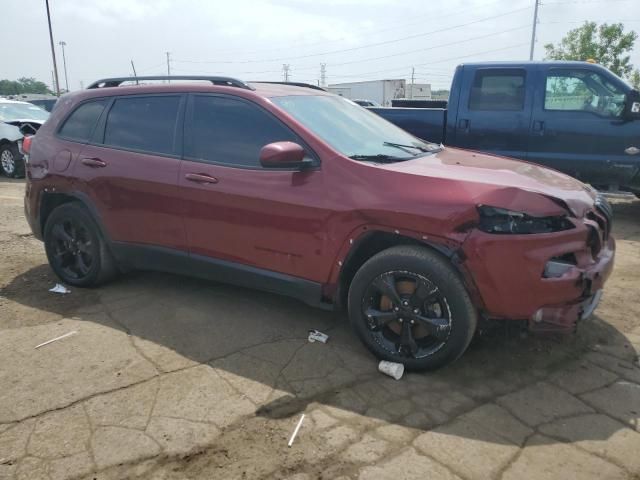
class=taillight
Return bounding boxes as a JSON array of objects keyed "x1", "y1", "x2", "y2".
[{"x1": 22, "y1": 135, "x2": 33, "y2": 155}]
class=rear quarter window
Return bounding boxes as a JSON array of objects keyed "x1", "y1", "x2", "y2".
[
  {"x1": 469, "y1": 69, "x2": 526, "y2": 111},
  {"x1": 57, "y1": 99, "x2": 108, "y2": 142}
]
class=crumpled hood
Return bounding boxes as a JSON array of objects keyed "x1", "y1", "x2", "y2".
[{"x1": 378, "y1": 146, "x2": 597, "y2": 217}]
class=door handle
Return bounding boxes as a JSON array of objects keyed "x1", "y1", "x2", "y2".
[
  {"x1": 81, "y1": 157, "x2": 107, "y2": 168},
  {"x1": 185, "y1": 173, "x2": 218, "y2": 184},
  {"x1": 533, "y1": 120, "x2": 545, "y2": 135},
  {"x1": 458, "y1": 118, "x2": 470, "y2": 133}
]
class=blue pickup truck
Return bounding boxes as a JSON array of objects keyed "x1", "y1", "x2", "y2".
[{"x1": 371, "y1": 61, "x2": 640, "y2": 193}]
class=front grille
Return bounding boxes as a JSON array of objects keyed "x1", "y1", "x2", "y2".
[
  {"x1": 593, "y1": 194, "x2": 613, "y2": 241},
  {"x1": 595, "y1": 194, "x2": 613, "y2": 226}
]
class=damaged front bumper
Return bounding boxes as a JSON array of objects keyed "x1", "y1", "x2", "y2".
[{"x1": 462, "y1": 223, "x2": 615, "y2": 334}]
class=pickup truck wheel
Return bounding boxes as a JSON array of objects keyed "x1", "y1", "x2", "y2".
[
  {"x1": 348, "y1": 245, "x2": 477, "y2": 371},
  {"x1": 44, "y1": 203, "x2": 118, "y2": 287},
  {"x1": 0, "y1": 143, "x2": 24, "y2": 178}
]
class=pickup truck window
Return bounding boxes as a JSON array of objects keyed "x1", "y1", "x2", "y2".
[
  {"x1": 544, "y1": 69, "x2": 625, "y2": 118},
  {"x1": 469, "y1": 69, "x2": 526, "y2": 111}
]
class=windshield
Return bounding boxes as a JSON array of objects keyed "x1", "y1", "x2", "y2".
[
  {"x1": 272, "y1": 95, "x2": 438, "y2": 160},
  {"x1": 0, "y1": 102, "x2": 50, "y2": 122}
]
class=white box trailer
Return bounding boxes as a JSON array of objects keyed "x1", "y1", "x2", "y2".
[{"x1": 327, "y1": 79, "x2": 406, "y2": 107}]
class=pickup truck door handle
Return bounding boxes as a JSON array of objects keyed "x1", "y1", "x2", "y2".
[
  {"x1": 458, "y1": 118, "x2": 470, "y2": 132},
  {"x1": 81, "y1": 157, "x2": 107, "y2": 168},
  {"x1": 533, "y1": 120, "x2": 545, "y2": 135},
  {"x1": 184, "y1": 173, "x2": 219, "y2": 184}
]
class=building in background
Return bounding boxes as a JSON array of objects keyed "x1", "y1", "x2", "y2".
[
  {"x1": 328, "y1": 79, "x2": 407, "y2": 107},
  {"x1": 406, "y1": 83, "x2": 431, "y2": 100}
]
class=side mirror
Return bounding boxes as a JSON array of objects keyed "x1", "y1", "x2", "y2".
[{"x1": 259, "y1": 141, "x2": 310, "y2": 169}]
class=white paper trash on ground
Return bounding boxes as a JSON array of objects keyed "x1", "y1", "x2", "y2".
[
  {"x1": 287, "y1": 414, "x2": 306, "y2": 447},
  {"x1": 35, "y1": 331, "x2": 78, "y2": 349},
  {"x1": 378, "y1": 360, "x2": 404, "y2": 380},
  {"x1": 49, "y1": 283, "x2": 70, "y2": 294},
  {"x1": 308, "y1": 330, "x2": 329, "y2": 343}
]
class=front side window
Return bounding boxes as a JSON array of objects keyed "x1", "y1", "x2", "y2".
[
  {"x1": 469, "y1": 69, "x2": 526, "y2": 111},
  {"x1": 545, "y1": 69, "x2": 625, "y2": 117},
  {"x1": 186, "y1": 95, "x2": 301, "y2": 167},
  {"x1": 58, "y1": 99, "x2": 107, "y2": 142},
  {"x1": 104, "y1": 96, "x2": 180, "y2": 155}
]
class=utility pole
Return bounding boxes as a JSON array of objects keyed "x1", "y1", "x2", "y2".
[
  {"x1": 58, "y1": 41, "x2": 69, "y2": 92},
  {"x1": 529, "y1": 0, "x2": 540, "y2": 61},
  {"x1": 283, "y1": 64, "x2": 290, "y2": 82},
  {"x1": 320, "y1": 63, "x2": 326, "y2": 88},
  {"x1": 45, "y1": 0, "x2": 61, "y2": 97},
  {"x1": 410, "y1": 67, "x2": 415, "y2": 99},
  {"x1": 131, "y1": 60, "x2": 139, "y2": 85},
  {"x1": 166, "y1": 52, "x2": 171, "y2": 82},
  {"x1": 51, "y1": 71, "x2": 56, "y2": 95}
]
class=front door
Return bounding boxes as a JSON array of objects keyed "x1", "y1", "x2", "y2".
[
  {"x1": 453, "y1": 67, "x2": 532, "y2": 160},
  {"x1": 179, "y1": 94, "x2": 327, "y2": 282},
  {"x1": 527, "y1": 66, "x2": 638, "y2": 188}
]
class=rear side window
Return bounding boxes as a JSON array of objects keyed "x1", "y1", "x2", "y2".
[
  {"x1": 58, "y1": 99, "x2": 107, "y2": 142},
  {"x1": 104, "y1": 96, "x2": 180, "y2": 155},
  {"x1": 469, "y1": 70, "x2": 526, "y2": 111},
  {"x1": 186, "y1": 95, "x2": 300, "y2": 167}
]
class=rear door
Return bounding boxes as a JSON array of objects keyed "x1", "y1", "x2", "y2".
[
  {"x1": 454, "y1": 67, "x2": 532, "y2": 160},
  {"x1": 178, "y1": 93, "x2": 327, "y2": 281},
  {"x1": 527, "y1": 66, "x2": 638, "y2": 187},
  {"x1": 74, "y1": 94, "x2": 187, "y2": 250}
]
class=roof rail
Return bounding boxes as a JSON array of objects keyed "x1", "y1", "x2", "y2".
[
  {"x1": 250, "y1": 81, "x2": 326, "y2": 92},
  {"x1": 87, "y1": 76, "x2": 254, "y2": 90}
]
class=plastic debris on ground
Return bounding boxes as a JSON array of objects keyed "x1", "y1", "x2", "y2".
[
  {"x1": 35, "y1": 330, "x2": 78, "y2": 349},
  {"x1": 287, "y1": 413, "x2": 305, "y2": 447},
  {"x1": 49, "y1": 283, "x2": 70, "y2": 294},
  {"x1": 378, "y1": 360, "x2": 404, "y2": 380},
  {"x1": 307, "y1": 329, "x2": 329, "y2": 343}
]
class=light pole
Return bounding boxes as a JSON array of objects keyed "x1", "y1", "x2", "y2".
[
  {"x1": 45, "y1": 0, "x2": 61, "y2": 96},
  {"x1": 529, "y1": 0, "x2": 540, "y2": 61},
  {"x1": 59, "y1": 41, "x2": 69, "y2": 92}
]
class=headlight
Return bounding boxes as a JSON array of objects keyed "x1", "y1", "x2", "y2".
[{"x1": 477, "y1": 205, "x2": 574, "y2": 234}]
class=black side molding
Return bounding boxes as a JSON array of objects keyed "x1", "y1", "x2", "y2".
[{"x1": 111, "y1": 242, "x2": 330, "y2": 310}]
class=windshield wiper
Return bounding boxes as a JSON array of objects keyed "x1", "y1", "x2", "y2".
[
  {"x1": 349, "y1": 154, "x2": 406, "y2": 163},
  {"x1": 383, "y1": 141, "x2": 428, "y2": 153}
]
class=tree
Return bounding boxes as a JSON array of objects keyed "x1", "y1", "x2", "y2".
[
  {"x1": 544, "y1": 22, "x2": 638, "y2": 78},
  {"x1": 0, "y1": 77, "x2": 53, "y2": 96},
  {"x1": 630, "y1": 70, "x2": 640, "y2": 89}
]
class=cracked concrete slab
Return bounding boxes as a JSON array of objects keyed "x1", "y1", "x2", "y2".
[
  {"x1": 0, "y1": 318, "x2": 158, "y2": 423},
  {"x1": 496, "y1": 381, "x2": 594, "y2": 426},
  {"x1": 358, "y1": 447, "x2": 462, "y2": 480},
  {"x1": 581, "y1": 381, "x2": 640, "y2": 432},
  {"x1": 539, "y1": 413, "x2": 640, "y2": 472},
  {"x1": 501, "y1": 434, "x2": 627, "y2": 480},
  {"x1": 413, "y1": 416, "x2": 521, "y2": 480}
]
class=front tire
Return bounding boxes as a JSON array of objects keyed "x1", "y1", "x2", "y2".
[
  {"x1": 348, "y1": 245, "x2": 477, "y2": 371},
  {"x1": 44, "y1": 203, "x2": 118, "y2": 287},
  {"x1": 0, "y1": 143, "x2": 24, "y2": 178}
]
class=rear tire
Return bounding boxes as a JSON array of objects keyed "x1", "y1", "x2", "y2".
[
  {"x1": 44, "y1": 203, "x2": 118, "y2": 287},
  {"x1": 348, "y1": 245, "x2": 477, "y2": 371},
  {"x1": 0, "y1": 143, "x2": 24, "y2": 178}
]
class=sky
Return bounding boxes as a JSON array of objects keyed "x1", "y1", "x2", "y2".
[{"x1": 2, "y1": 0, "x2": 639, "y2": 92}]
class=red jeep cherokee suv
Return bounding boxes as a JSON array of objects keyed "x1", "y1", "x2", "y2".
[{"x1": 23, "y1": 76, "x2": 615, "y2": 370}]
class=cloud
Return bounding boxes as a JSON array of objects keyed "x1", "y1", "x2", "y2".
[{"x1": 57, "y1": 0, "x2": 171, "y2": 25}]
